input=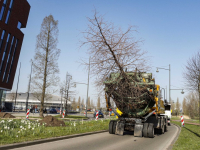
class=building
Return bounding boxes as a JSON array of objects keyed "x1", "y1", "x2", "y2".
[
  {"x1": 0, "y1": 0, "x2": 30, "y2": 107},
  {"x1": 5, "y1": 93, "x2": 72, "y2": 111}
]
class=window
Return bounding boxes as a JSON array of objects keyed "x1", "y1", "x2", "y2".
[
  {"x1": 2, "y1": 36, "x2": 14, "y2": 82},
  {"x1": 5, "y1": 0, "x2": 14, "y2": 24},
  {"x1": 6, "y1": 39, "x2": 18, "y2": 83},
  {"x1": 0, "y1": 0, "x2": 7, "y2": 21},
  {"x1": 0, "y1": 33, "x2": 10, "y2": 75},
  {"x1": 0, "y1": 30, "x2": 6, "y2": 53},
  {"x1": 17, "y1": 21, "x2": 21, "y2": 29}
]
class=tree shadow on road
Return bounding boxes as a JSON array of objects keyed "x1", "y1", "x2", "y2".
[{"x1": 184, "y1": 127, "x2": 200, "y2": 138}]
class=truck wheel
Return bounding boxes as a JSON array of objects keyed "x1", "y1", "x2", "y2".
[
  {"x1": 112, "y1": 121, "x2": 117, "y2": 134},
  {"x1": 161, "y1": 119, "x2": 165, "y2": 134},
  {"x1": 109, "y1": 120, "x2": 114, "y2": 134},
  {"x1": 147, "y1": 123, "x2": 154, "y2": 138},
  {"x1": 164, "y1": 118, "x2": 168, "y2": 132},
  {"x1": 143, "y1": 123, "x2": 148, "y2": 137}
]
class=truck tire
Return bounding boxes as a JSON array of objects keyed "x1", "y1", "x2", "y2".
[
  {"x1": 109, "y1": 120, "x2": 114, "y2": 134},
  {"x1": 164, "y1": 118, "x2": 168, "y2": 132},
  {"x1": 143, "y1": 123, "x2": 148, "y2": 137},
  {"x1": 112, "y1": 121, "x2": 117, "y2": 134},
  {"x1": 161, "y1": 118, "x2": 165, "y2": 134},
  {"x1": 147, "y1": 123, "x2": 154, "y2": 138}
]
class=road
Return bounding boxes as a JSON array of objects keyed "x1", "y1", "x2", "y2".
[{"x1": 11, "y1": 124, "x2": 179, "y2": 150}]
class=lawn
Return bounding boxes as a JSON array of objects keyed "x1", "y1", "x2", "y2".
[
  {"x1": 171, "y1": 116, "x2": 200, "y2": 124},
  {"x1": 0, "y1": 118, "x2": 110, "y2": 145},
  {"x1": 172, "y1": 121, "x2": 200, "y2": 150}
]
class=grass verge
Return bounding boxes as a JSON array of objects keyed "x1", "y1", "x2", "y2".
[
  {"x1": 54, "y1": 114, "x2": 88, "y2": 119},
  {"x1": 172, "y1": 121, "x2": 200, "y2": 150},
  {"x1": 171, "y1": 116, "x2": 200, "y2": 124},
  {"x1": 0, "y1": 118, "x2": 109, "y2": 145}
]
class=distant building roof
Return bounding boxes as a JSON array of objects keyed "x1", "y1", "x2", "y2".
[{"x1": 5, "y1": 93, "x2": 71, "y2": 104}]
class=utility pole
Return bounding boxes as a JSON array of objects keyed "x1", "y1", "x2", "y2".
[
  {"x1": 169, "y1": 64, "x2": 171, "y2": 104},
  {"x1": 86, "y1": 57, "x2": 90, "y2": 117},
  {"x1": 14, "y1": 62, "x2": 21, "y2": 112},
  {"x1": 26, "y1": 61, "x2": 33, "y2": 112}
]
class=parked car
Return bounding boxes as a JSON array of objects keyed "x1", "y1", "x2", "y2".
[
  {"x1": 49, "y1": 108, "x2": 57, "y2": 114},
  {"x1": 93, "y1": 110, "x2": 104, "y2": 118}
]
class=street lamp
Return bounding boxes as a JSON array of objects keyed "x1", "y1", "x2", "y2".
[
  {"x1": 73, "y1": 57, "x2": 90, "y2": 117},
  {"x1": 60, "y1": 88, "x2": 64, "y2": 112},
  {"x1": 156, "y1": 64, "x2": 171, "y2": 103},
  {"x1": 26, "y1": 61, "x2": 33, "y2": 112},
  {"x1": 170, "y1": 89, "x2": 184, "y2": 94}
]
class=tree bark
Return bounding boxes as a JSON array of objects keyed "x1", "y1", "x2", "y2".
[{"x1": 40, "y1": 28, "x2": 50, "y2": 118}]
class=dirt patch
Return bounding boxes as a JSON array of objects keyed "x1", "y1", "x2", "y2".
[
  {"x1": 183, "y1": 115, "x2": 190, "y2": 119},
  {"x1": 39, "y1": 115, "x2": 65, "y2": 127},
  {"x1": 0, "y1": 112, "x2": 16, "y2": 118}
]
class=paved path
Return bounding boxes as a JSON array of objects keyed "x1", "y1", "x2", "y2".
[{"x1": 11, "y1": 124, "x2": 179, "y2": 150}]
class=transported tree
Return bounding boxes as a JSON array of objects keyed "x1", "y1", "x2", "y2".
[
  {"x1": 183, "y1": 51, "x2": 200, "y2": 122},
  {"x1": 31, "y1": 15, "x2": 60, "y2": 117},
  {"x1": 82, "y1": 11, "x2": 149, "y2": 114}
]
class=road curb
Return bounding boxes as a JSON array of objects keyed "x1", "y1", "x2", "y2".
[
  {"x1": 167, "y1": 123, "x2": 181, "y2": 150},
  {"x1": 0, "y1": 130, "x2": 108, "y2": 150}
]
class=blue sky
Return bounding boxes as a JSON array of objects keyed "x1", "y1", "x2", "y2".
[{"x1": 13, "y1": 0, "x2": 200, "y2": 105}]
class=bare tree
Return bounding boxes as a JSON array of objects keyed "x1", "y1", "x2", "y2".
[
  {"x1": 82, "y1": 11, "x2": 149, "y2": 87},
  {"x1": 81, "y1": 98, "x2": 84, "y2": 110},
  {"x1": 78, "y1": 96, "x2": 81, "y2": 110},
  {"x1": 97, "y1": 96, "x2": 100, "y2": 110},
  {"x1": 71, "y1": 98, "x2": 76, "y2": 111},
  {"x1": 175, "y1": 98, "x2": 181, "y2": 117},
  {"x1": 60, "y1": 72, "x2": 75, "y2": 116},
  {"x1": 82, "y1": 11, "x2": 150, "y2": 115},
  {"x1": 87, "y1": 96, "x2": 91, "y2": 109},
  {"x1": 183, "y1": 51, "x2": 200, "y2": 122},
  {"x1": 31, "y1": 15, "x2": 60, "y2": 117}
]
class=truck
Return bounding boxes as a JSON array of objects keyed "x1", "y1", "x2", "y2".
[{"x1": 104, "y1": 71, "x2": 168, "y2": 138}]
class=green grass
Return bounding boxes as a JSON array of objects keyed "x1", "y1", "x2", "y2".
[
  {"x1": 0, "y1": 118, "x2": 110, "y2": 145},
  {"x1": 171, "y1": 116, "x2": 200, "y2": 124},
  {"x1": 54, "y1": 115, "x2": 88, "y2": 119},
  {"x1": 172, "y1": 121, "x2": 200, "y2": 150}
]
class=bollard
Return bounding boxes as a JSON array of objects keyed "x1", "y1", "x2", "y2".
[
  {"x1": 95, "y1": 111, "x2": 99, "y2": 121},
  {"x1": 62, "y1": 110, "x2": 65, "y2": 118},
  {"x1": 181, "y1": 115, "x2": 185, "y2": 127},
  {"x1": 84, "y1": 111, "x2": 86, "y2": 116},
  {"x1": 26, "y1": 109, "x2": 30, "y2": 119}
]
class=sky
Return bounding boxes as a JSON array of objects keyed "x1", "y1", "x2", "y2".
[{"x1": 12, "y1": 0, "x2": 200, "y2": 106}]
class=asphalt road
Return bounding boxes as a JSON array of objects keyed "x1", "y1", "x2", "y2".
[{"x1": 11, "y1": 124, "x2": 179, "y2": 150}]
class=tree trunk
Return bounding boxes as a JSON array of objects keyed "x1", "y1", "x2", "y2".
[
  {"x1": 40, "y1": 29, "x2": 50, "y2": 118},
  {"x1": 199, "y1": 83, "x2": 200, "y2": 124}
]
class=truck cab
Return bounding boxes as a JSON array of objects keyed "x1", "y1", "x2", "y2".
[{"x1": 164, "y1": 104, "x2": 171, "y2": 125}]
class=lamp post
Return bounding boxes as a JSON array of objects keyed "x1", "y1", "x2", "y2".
[
  {"x1": 156, "y1": 64, "x2": 171, "y2": 103},
  {"x1": 60, "y1": 87, "x2": 64, "y2": 112},
  {"x1": 73, "y1": 57, "x2": 90, "y2": 117},
  {"x1": 26, "y1": 61, "x2": 33, "y2": 112},
  {"x1": 161, "y1": 88, "x2": 166, "y2": 103},
  {"x1": 14, "y1": 62, "x2": 21, "y2": 112}
]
